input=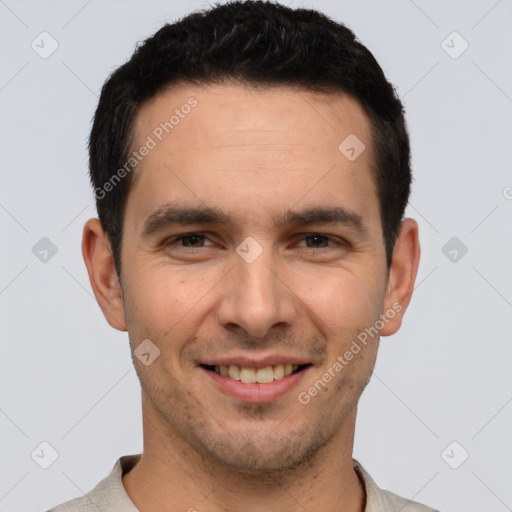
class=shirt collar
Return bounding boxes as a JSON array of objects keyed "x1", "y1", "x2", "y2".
[{"x1": 106, "y1": 455, "x2": 407, "y2": 512}]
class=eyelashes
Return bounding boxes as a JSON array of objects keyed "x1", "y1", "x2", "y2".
[{"x1": 164, "y1": 232, "x2": 349, "y2": 251}]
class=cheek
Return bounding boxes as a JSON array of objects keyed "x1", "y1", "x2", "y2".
[
  {"x1": 123, "y1": 252, "x2": 386, "y2": 350},
  {"x1": 297, "y1": 267, "x2": 384, "y2": 338},
  {"x1": 123, "y1": 263, "x2": 211, "y2": 339}
]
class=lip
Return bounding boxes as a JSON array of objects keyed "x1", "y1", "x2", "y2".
[{"x1": 200, "y1": 364, "x2": 312, "y2": 403}]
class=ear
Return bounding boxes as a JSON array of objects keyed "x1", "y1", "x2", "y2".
[
  {"x1": 380, "y1": 218, "x2": 420, "y2": 337},
  {"x1": 82, "y1": 218, "x2": 127, "y2": 331}
]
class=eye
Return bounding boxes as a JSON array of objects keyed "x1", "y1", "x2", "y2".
[
  {"x1": 165, "y1": 233, "x2": 214, "y2": 248},
  {"x1": 295, "y1": 233, "x2": 346, "y2": 249},
  {"x1": 162, "y1": 232, "x2": 348, "y2": 254}
]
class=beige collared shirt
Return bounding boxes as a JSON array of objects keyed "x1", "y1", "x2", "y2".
[{"x1": 48, "y1": 455, "x2": 439, "y2": 512}]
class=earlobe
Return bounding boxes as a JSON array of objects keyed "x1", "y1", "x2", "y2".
[
  {"x1": 81, "y1": 218, "x2": 127, "y2": 331},
  {"x1": 380, "y1": 218, "x2": 420, "y2": 337}
]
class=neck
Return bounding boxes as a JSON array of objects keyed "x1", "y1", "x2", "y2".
[{"x1": 122, "y1": 394, "x2": 365, "y2": 512}]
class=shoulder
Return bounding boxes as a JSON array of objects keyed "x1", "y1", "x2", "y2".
[
  {"x1": 378, "y1": 488, "x2": 440, "y2": 512},
  {"x1": 47, "y1": 495, "x2": 99, "y2": 512},
  {"x1": 353, "y1": 460, "x2": 440, "y2": 512},
  {"x1": 46, "y1": 455, "x2": 141, "y2": 512}
]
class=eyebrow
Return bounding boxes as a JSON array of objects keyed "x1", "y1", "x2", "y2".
[
  {"x1": 141, "y1": 202, "x2": 367, "y2": 237},
  {"x1": 274, "y1": 206, "x2": 366, "y2": 232}
]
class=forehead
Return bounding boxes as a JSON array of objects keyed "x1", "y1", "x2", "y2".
[
  {"x1": 126, "y1": 83, "x2": 379, "y2": 232},
  {"x1": 133, "y1": 83, "x2": 372, "y2": 155}
]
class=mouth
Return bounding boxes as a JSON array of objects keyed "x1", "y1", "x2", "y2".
[{"x1": 200, "y1": 363, "x2": 312, "y2": 384}]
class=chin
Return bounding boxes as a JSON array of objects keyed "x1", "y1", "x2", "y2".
[{"x1": 188, "y1": 421, "x2": 333, "y2": 475}]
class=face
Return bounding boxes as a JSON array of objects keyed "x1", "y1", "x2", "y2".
[{"x1": 93, "y1": 84, "x2": 414, "y2": 473}]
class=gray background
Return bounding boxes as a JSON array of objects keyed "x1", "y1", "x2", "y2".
[{"x1": 1, "y1": 0, "x2": 511, "y2": 511}]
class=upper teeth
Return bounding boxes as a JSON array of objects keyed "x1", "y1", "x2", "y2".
[{"x1": 215, "y1": 364, "x2": 299, "y2": 383}]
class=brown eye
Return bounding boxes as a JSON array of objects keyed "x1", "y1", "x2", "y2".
[
  {"x1": 303, "y1": 234, "x2": 330, "y2": 248},
  {"x1": 296, "y1": 234, "x2": 344, "y2": 249},
  {"x1": 166, "y1": 233, "x2": 212, "y2": 248}
]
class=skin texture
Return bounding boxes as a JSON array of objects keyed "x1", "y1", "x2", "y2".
[{"x1": 82, "y1": 84, "x2": 420, "y2": 512}]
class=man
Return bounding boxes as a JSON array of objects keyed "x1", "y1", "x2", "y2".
[{"x1": 49, "y1": 1, "x2": 437, "y2": 510}]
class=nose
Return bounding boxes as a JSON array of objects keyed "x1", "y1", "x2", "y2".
[{"x1": 215, "y1": 246, "x2": 300, "y2": 340}]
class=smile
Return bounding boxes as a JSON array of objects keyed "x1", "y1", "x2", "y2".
[{"x1": 202, "y1": 364, "x2": 310, "y2": 384}]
